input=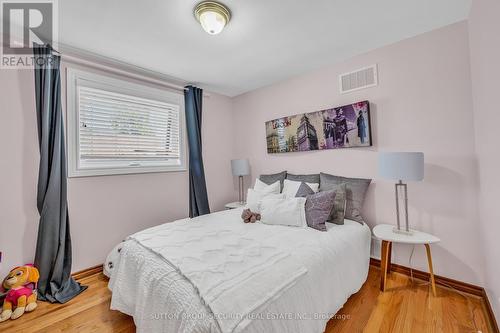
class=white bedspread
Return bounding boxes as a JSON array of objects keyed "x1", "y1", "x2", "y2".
[
  {"x1": 128, "y1": 209, "x2": 308, "y2": 333},
  {"x1": 109, "y1": 208, "x2": 371, "y2": 333}
]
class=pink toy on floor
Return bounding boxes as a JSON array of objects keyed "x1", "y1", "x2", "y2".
[{"x1": 0, "y1": 264, "x2": 39, "y2": 322}]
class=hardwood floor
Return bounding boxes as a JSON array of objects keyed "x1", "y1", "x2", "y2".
[
  {"x1": 0, "y1": 273, "x2": 134, "y2": 333},
  {"x1": 326, "y1": 266, "x2": 495, "y2": 333},
  {"x1": 0, "y1": 265, "x2": 496, "y2": 333}
]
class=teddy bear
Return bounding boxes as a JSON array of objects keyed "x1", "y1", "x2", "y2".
[
  {"x1": 0, "y1": 264, "x2": 39, "y2": 322},
  {"x1": 103, "y1": 242, "x2": 124, "y2": 278},
  {"x1": 241, "y1": 208, "x2": 261, "y2": 223}
]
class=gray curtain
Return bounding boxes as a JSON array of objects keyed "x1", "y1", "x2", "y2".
[
  {"x1": 33, "y1": 44, "x2": 86, "y2": 303},
  {"x1": 184, "y1": 86, "x2": 210, "y2": 217}
]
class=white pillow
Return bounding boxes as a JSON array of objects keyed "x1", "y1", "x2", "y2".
[
  {"x1": 260, "y1": 197, "x2": 307, "y2": 227},
  {"x1": 282, "y1": 179, "x2": 319, "y2": 199},
  {"x1": 253, "y1": 178, "x2": 280, "y2": 194},
  {"x1": 246, "y1": 189, "x2": 285, "y2": 212}
]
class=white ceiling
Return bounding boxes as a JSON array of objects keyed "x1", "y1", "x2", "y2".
[{"x1": 60, "y1": 0, "x2": 472, "y2": 97}]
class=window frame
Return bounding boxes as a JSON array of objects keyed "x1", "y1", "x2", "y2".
[{"x1": 66, "y1": 68, "x2": 187, "y2": 177}]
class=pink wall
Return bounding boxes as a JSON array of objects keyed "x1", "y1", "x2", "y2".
[
  {"x1": 232, "y1": 21, "x2": 485, "y2": 285},
  {"x1": 469, "y1": 0, "x2": 500, "y2": 318},
  {"x1": 0, "y1": 64, "x2": 237, "y2": 277},
  {"x1": 0, "y1": 16, "x2": 495, "y2": 303},
  {"x1": 0, "y1": 69, "x2": 39, "y2": 279}
]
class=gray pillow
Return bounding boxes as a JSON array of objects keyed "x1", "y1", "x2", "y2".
[
  {"x1": 295, "y1": 182, "x2": 315, "y2": 198},
  {"x1": 286, "y1": 173, "x2": 320, "y2": 184},
  {"x1": 304, "y1": 190, "x2": 336, "y2": 231},
  {"x1": 260, "y1": 171, "x2": 287, "y2": 191},
  {"x1": 319, "y1": 183, "x2": 347, "y2": 225},
  {"x1": 320, "y1": 173, "x2": 371, "y2": 223}
]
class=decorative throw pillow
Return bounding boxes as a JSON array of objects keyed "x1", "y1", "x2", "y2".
[
  {"x1": 286, "y1": 173, "x2": 320, "y2": 184},
  {"x1": 295, "y1": 182, "x2": 316, "y2": 198},
  {"x1": 259, "y1": 171, "x2": 287, "y2": 191},
  {"x1": 318, "y1": 183, "x2": 347, "y2": 225},
  {"x1": 304, "y1": 190, "x2": 336, "y2": 231},
  {"x1": 320, "y1": 173, "x2": 371, "y2": 223},
  {"x1": 282, "y1": 179, "x2": 319, "y2": 198},
  {"x1": 246, "y1": 189, "x2": 285, "y2": 213},
  {"x1": 260, "y1": 197, "x2": 307, "y2": 227},
  {"x1": 253, "y1": 178, "x2": 280, "y2": 194}
]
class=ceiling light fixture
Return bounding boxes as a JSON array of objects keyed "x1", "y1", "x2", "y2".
[{"x1": 194, "y1": 1, "x2": 231, "y2": 35}]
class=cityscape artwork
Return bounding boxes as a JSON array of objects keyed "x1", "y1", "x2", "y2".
[{"x1": 265, "y1": 100, "x2": 372, "y2": 153}]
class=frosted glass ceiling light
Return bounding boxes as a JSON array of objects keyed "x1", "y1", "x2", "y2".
[{"x1": 194, "y1": 1, "x2": 231, "y2": 35}]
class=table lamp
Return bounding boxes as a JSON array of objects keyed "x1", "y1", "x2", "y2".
[
  {"x1": 231, "y1": 159, "x2": 250, "y2": 204},
  {"x1": 378, "y1": 152, "x2": 424, "y2": 235}
]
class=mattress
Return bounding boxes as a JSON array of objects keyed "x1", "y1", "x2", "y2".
[{"x1": 109, "y1": 208, "x2": 371, "y2": 333}]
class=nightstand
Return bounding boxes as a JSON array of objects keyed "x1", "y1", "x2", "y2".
[
  {"x1": 224, "y1": 201, "x2": 245, "y2": 210},
  {"x1": 373, "y1": 224, "x2": 440, "y2": 296}
]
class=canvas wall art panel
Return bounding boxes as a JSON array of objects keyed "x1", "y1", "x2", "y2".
[{"x1": 265, "y1": 100, "x2": 372, "y2": 153}]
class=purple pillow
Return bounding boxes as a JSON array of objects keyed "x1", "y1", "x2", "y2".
[
  {"x1": 295, "y1": 182, "x2": 315, "y2": 197},
  {"x1": 304, "y1": 190, "x2": 336, "y2": 231}
]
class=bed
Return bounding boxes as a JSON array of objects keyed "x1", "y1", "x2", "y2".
[{"x1": 108, "y1": 207, "x2": 371, "y2": 333}]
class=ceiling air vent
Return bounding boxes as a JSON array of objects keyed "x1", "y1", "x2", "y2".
[{"x1": 339, "y1": 64, "x2": 378, "y2": 94}]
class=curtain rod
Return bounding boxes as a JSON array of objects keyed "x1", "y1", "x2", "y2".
[{"x1": 60, "y1": 52, "x2": 210, "y2": 97}]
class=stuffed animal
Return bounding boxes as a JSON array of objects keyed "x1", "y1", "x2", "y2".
[
  {"x1": 103, "y1": 242, "x2": 124, "y2": 278},
  {"x1": 0, "y1": 264, "x2": 39, "y2": 322},
  {"x1": 241, "y1": 208, "x2": 261, "y2": 223}
]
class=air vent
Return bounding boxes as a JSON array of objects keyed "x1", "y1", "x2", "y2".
[{"x1": 339, "y1": 64, "x2": 378, "y2": 94}]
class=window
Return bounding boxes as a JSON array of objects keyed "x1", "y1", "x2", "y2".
[{"x1": 67, "y1": 69, "x2": 186, "y2": 177}]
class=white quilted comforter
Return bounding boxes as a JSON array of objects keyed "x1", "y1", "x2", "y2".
[{"x1": 109, "y1": 208, "x2": 371, "y2": 333}]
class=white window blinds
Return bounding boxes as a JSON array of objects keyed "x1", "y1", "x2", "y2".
[
  {"x1": 67, "y1": 68, "x2": 186, "y2": 177},
  {"x1": 78, "y1": 87, "x2": 181, "y2": 164}
]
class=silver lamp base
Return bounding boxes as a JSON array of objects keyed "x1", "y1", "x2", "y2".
[
  {"x1": 392, "y1": 227, "x2": 414, "y2": 236},
  {"x1": 238, "y1": 175, "x2": 245, "y2": 205},
  {"x1": 393, "y1": 180, "x2": 414, "y2": 235}
]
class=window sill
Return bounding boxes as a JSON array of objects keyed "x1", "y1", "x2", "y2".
[{"x1": 68, "y1": 165, "x2": 187, "y2": 178}]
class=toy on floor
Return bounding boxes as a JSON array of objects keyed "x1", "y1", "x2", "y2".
[
  {"x1": 103, "y1": 242, "x2": 124, "y2": 278},
  {"x1": 0, "y1": 264, "x2": 39, "y2": 322},
  {"x1": 241, "y1": 208, "x2": 261, "y2": 223}
]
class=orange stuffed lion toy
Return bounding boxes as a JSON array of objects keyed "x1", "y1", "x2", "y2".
[{"x1": 0, "y1": 265, "x2": 39, "y2": 322}]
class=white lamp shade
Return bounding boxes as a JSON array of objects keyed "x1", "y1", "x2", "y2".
[
  {"x1": 231, "y1": 159, "x2": 250, "y2": 176},
  {"x1": 378, "y1": 152, "x2": 424, "y2": 181}
]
